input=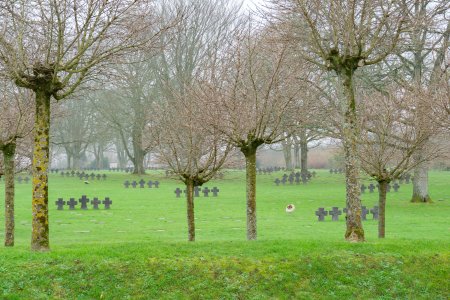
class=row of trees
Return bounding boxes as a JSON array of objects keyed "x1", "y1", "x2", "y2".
[{"x1": 0, "y1": 0, "x2": 448, "y2": 250}]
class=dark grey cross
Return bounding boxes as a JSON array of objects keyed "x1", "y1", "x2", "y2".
[
  {"x1": 281, "y1": 177, "x2": 287, "y2": 185},
  {"x1": 393, "y1": 183, "x2": 400, "y2": 192},
  {"x1": 91, "y1": 197, "x2": 101, "y2": 210},
  {"x1": 329, "y1": 207, "x2": 342, "y2": 221},
  {"x1": 90, "y1": 173, "x2": 95, "y2": 180},
  {"x1": 312, "y1": 171, "x2": 316, "y2": 177},
  {"x1": 102, "y1": 174, "x2": 107, "y2": 180},
  {"x1": 131, "y1": 181, "x2": 137, "y2": 188},
  {"x1": 71, "y1": 170, "x2": 75, "y2": 177},
  {"x1": 370, "y1": 206, "x2": 379, "y2": 220},
  {"x1": 147, "y1": 180, "x2": 153, "y2": 188},
  {"x1": 65, "y1": 171, "x2": 70, "y2": 177},
  {"x1": 124, "y1": 180, "x2": 130, "y2": 188},
  {"x1": 194, "y1": 186, "x2": 201, "y2": 197},
  {"x1": 55, "y1": 198, "x2": 66, "y2": 210},
  {"x1": 282, "y1": 174, "x2": 288, "y2": 181},
  {"x1": 79, "y1": 195, "x2": 90, "y2": 210},
  {"x1": 67, "y1": 198, "x2": 78, "y2": 210},
  {"x1": 102, "y1": 197, "x2": 112, "y2": 209},
  {"x1": 274, "y1": 178, "x2": 280, "y2": 186},
  {"x1": 24, "y1": 176, "x2": 30, "y2": 184},
  {"x1": 288, "y1": 175, "x2": 294, "y2": 185},
  {"x1": 17, "y1": 176, "x2": 23, "y2": 184},
  {"x1": 174, "y1": 188, "x2": 182, "y2": 198},
  {"x1": 361, "y1": 206, "x2": 369, "y2": 220},
  {"x1": 398, "y1": 176, "x2": 404, "y2": 184},
  {"x1": 153, "y1": 181, "x2": 159, "y2": 188},
  {"x1": 202, "y1": 187, "x2": 210, "y2": 197},
  {"x1": 315, "y1": 208, "x2": 328, "y2": 221},
  {"x1": 405, "y1": 174, "x2": 411, "y2": 184},
  {"x1": 368, "y1": 183, "x2": 375, "y2": 193},
  {"x1": 301, "y1": 174, "x2": 308, "y2": 184},
  {"x1": 76, "y1": 171, "x2": 80, "y2": 177},
  {"x1": 360, "y1": 184, "x2": 367, "y2": 193},
  {"x1": 386, "y1": 184, "x2": 391, "y2": 193},
  {"x1": 139, "y1": 179, "x2": 146, "y2": 188},
  {"x1": 211, "y1": 187, "x2": 219, "y2": 197},
  {"x1": 96, "y1": 174, "x2": 101, "y2": 180}
]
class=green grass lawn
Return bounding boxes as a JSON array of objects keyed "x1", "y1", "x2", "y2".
[{"x1": 0, "y1": 170, "x2": 449, "y2": 299}]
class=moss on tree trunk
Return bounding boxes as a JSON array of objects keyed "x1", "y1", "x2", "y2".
[
  {"x1": 186, "y1": 180, "x2": 195, "y2": 242},
  {"x1": 378, "y1": 180, "x2": 388, "y2": 238},
  {"x1": 31, "y1": 90, "x2": 51, "y2": 251},
  {"x1": 3, "y1": 143, "x2": 16, "y2": 247},
  {"x1": 340, "y1": 71, "x2": 365, "y2": 242},
  {"x1": 244, "y1": 148, "x2": 257, "y2": 241}
]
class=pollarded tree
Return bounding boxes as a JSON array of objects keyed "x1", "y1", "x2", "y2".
[
  {"x1": 0, "y1": 0, "x2": 167, "y2": 251},
  {"x1": 357, "y1": 86, "x2": 443, "y2": 238},
  {"x1": 204, "y1": 25, "x2": 302, "y2": 240},
  {"x1": 151, "y1": 86, "x2": 231, "y2": 242},
  {"x1": 270, "y1": 0, "x2": 407, "y2": 241},
  {"x1": 0, "y1": 82, "x2": 34, "y2": 247}
]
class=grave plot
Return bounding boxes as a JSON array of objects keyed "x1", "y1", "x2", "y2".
[
  {"x1": 173, "y1": 187, "x2": 220, "y2": 198},
  {"x1": 54, "y1": 195, "x2": 112, "y2": 210},
  {"x1": 316, "y1": 206, "x2": 379, "y2": 221},
  {"x1": 123, "y1": 179, "x2": 160, "y2": 188}
]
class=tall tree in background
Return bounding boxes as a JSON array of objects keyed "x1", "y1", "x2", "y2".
[
  {"x1": 0, "y1": 83, "x2": 34, "y2": 246},
  {"x1": 0, "y1": 0, "x2": 165, "y2": 251},
  {"x1": 270, "y1": 0, "x2": 407, "y2": 241},
  {"x1": 393, "y1": 1, "x2": 449, "y2": 203}
]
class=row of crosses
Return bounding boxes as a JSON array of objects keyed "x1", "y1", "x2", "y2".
[
  {"x1": 315, "y1": 206, "x2": 379, "y2": 221},
  {"x1": 174, "y1": 187, "x2": 219, "y2": 198},
  {"x1": 55, "y1": 196, "x2": 112, "y2": 210},
  {"x1": 124, "y1": 179, "x2": 160, "y2": 188}
]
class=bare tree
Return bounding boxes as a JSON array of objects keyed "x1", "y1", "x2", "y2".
[
  {"x1": 0, "y1": 0, "x2": 166, "y2": 251},
  {"x1": 151, "y1": 86, "x2": 231, "y2": 242},
  {"x1": 0, "y1": 82, "x2": 34, "y2": 247},
  {"x1": 204, "y1": 25, "x2": 302, "y2": 240},
  {"x1": 270, "y1": 0, "x2": 407, "y2": 241},
  {"x1": 357, "y1": 87, "x2": 443, "y2": 238}
]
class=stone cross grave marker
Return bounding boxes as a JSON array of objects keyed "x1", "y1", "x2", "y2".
[
  {"x1": 368, "y1": 183, "x2": 375, "y2": 193},
  {"x1": 67, "y1": 198, "x2": 78, "y2": 210},
  {"x1": 102, "y1": 174, "x2": 107, "y2": 180},
  {"x1": 202, "y1": 187, "x2": 210, "y2": 197},
  {"x1": 361, "y1": 206, "x2": 369, "y2": 220},
  {"x1": 147, "y1": 180, "x2": 153, "y2": 188},
  {"x1": 295, "y1": 172, "x2": 301, "y2": 184},
  {"x1": 139, "y1": 179, "x2": 146, "y2": 188},
  {"x1": 24, "y1": 176, "x2": 30, "y2": 184},
  {"x1": 91, "y1": 197, "x2": 101, "y2": 210},
  {"x1": 131, "y1": 181, "x2": 137, "y2": 188},
  {"x1": 301, "y1": 173, "x2": 308, "y2": 184},
  {"x1": 405, "y1": 174, "x2": 411, "y2": 184},
  {"x1": 329, "y1": 207, "x2": 342, "y2": 221},
  {"x1": 315, "y1": 208, "x2": 328, "y2": 221},
  {"x1": 79, "y1": 195, "x2": 90, "y2": 210},
  {"x1": 194, "y1": 186, "x2": 201, "y2": 197},
  {"x1": 281, "y1": 177, "x2": 287, "y2": 185},
  {"x1": 360, "y1": 184, "x2": 367, "y2": 193},
  {"x1": 174, "y1": 188, "x2": 182, "y2": 198},
  {"x1": 386, "y1": 184, "x2": 391, "y2": 193},
  {"x1": 154, "y1": 181, "x2": 159, "y2": 188},
  {"x1": 55, "y1": 198, "x2": 66, "y2": 210},
  {"x1": 274, "y1": 178, "x2": 280, "y2": 186},
  {"x1": 17, "y1": 176, "x2": 23, "y2": 184},
  {"x1": 288, "y1": 174, "x2": 294, "y2": 185},
  {"x1": 211, "y1": 187, "x2": 219, "y2": 197},
  {"x1": 370, "y1": 206, "x2": 379, "y2": 220},
  {"x1": 312, "y1": 171, "x2": 316, "y2": 177},
  {"x1": 96, "y1": 174, "x2": 101, "y2": 180},
  {"x1": 102, "y1": 197, "x2": 112, "y2": 209},
  {"x1": 71, "y1": 170, "x2": 75, "y2": 177},
  {"x1": 124, "y1": 180, "x2": 130, "y2": 188},
  {"x1": 90, "y1": 173, "x2": 95, "y2": 180},
  {"x1": 393, "y1": 182, "x2": 400, "y2": 192}
]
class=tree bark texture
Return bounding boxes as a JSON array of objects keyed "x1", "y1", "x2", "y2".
[
  {"x1": 186, "y1": 180, "x2": 195, "y2": 242},
  {"x1": 31, "y1": 90, "x2": 51, "y2": 251},
  {"x1": 411, "y1": 158, "x2": 431, "y2": 203},
  {"x1": 378, "y1": 180, "x2": 388, "y2": 238},
  {"x1": 132, "y1": 125, "x2": 145, "y2": 175},
  {"x1": 300, "y1": 138, "x2": 308, "y2": 177},
  {"x1": 3, "y1": 143, "x2": 16, "y2": 247},
  {"x1": 244, "y1": 148, "x2": 257, "y2": 240},
  {"x1": 293, "y1": 142, "x2": 300, "y2": 169},
  {"x1": 282, "y1": 140, "x2": 293, "y2": 170},
  {"x1": 340, "y1": 72, "x2": 365, "y2": 242}
]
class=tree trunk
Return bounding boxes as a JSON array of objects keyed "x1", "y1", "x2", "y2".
[
  {"x1": 132, "y1": 126, "x2": 145, "y2": 175},
  {"x1": 66, "y1": 153, "x2": 72, "y2": 169},
  {"x1": 186, "y1": 180, "x2": 195, "y2": 242},
  {"x1": 300, "y1": 137, "x2": 308, "y2": 177},
  {"x1": 340, "y1": 71, "x2": 365, "y2": 242},
  {"x1": 411, "y1": 159, "x2": 431, "y2": 203},
  {"x1": 378, "y1": 180, "x2": 388, "y2": 238},
  {"x1": 282, "y1": 139, "x2": 292, "y2": 170},
  {"x1": 3, "y1": 143, "x2": 16, "y2": 247},
  {"x1": 31, "y1": 90, "x2": 51, "y2": 251},
  {"x1": 293, "y1": 141, "x2": 300, "y2": 169},
  {"x1": 243, "y1": 147, "x2": 257, "y2": 240}
]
